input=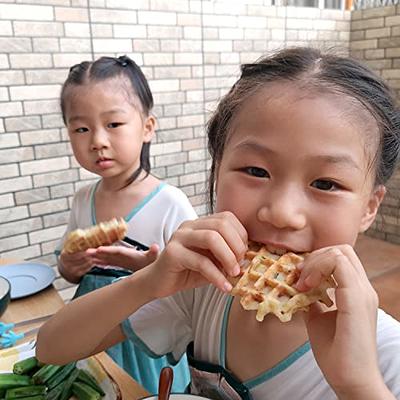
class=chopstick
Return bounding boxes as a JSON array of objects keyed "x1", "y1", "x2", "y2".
[{"x1": 122, "y1": 237, "x2": 149, "y2": 251}]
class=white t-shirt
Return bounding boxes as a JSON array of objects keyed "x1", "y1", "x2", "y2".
[
  {"x1": 56, "y1": 181, "x2": 197, "y2": 266},
  {"x1": 124, "y1": 284, "x2": 400, "y2": 400}
]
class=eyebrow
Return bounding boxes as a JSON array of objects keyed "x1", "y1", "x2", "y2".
[
  {"x1": 68, "y1": 108, "x2": 127, "y2": 124},
  {"x1": 234, "y1": 140, "x2": 361, "y2": 171}
]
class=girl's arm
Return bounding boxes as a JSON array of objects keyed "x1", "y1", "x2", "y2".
[
  {"x1": 36, "y1": 266, "x2": 156, "y2": 364},
  {"x1": 37, "y1": 212, "x2": 247, "y2": 365},
  {"x1": 296, "y1": 245, "x2": 396, "y2": 400}
]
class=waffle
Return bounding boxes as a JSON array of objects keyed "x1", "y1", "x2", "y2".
[
  {"x1": 230, "y1": 242, "x2": 335, "y2": 322},
  {"x1": 63, "y1": 217, "x2": 127, "y2": 254}
]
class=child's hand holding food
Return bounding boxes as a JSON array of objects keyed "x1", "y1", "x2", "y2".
[{"x1": 144, "y1": 211, "x2": 248, "y2": 298}]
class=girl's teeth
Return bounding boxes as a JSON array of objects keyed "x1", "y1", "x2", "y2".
[{"x1": 266, "y1": 245, "x2": 287, "y2": 255}]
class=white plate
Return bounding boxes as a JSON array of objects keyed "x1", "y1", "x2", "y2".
[{"x1": 0, "y1": 262, "x2": 56, "y2": 299}]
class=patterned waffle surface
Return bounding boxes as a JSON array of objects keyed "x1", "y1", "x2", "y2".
[
  {"x1": 63, "y1": 217, "x2": 127, "y2": 254},
  {"x1": 231, "y1": 242, "x2": 334, "y2": 322}
]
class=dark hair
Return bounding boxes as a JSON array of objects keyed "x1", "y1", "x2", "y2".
[
  {"x1": 207, "y1": 47, "x2": 400, "y2": 211},
  {"x1": 60, "y1": 55, "x2": 154, "y2": 187}
]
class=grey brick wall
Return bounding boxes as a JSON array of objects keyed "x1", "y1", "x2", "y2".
[
  {"x1": 350, "y1": 5, "x2": 400, "y2": 245},
  {"x1": 0, "y1": 0, "x2": 350, "y2": 301}
]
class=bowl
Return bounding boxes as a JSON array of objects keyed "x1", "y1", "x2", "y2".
[
  {"x1": 140, "y1": 395, "x2": 212, "y2": 400},
  {"x1": 0, "y1": 276, "x2": 11, "y2": 317}
]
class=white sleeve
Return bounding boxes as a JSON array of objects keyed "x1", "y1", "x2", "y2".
[
  {"x1": 377, "y1": 309, "x2": 400, "y2": 397},
  {"x1": 122, "y1": 289, "x2": 194, "y2": 364},
  {"x1": 162, "y1": 186, "x2": 197, "y2": 244}
]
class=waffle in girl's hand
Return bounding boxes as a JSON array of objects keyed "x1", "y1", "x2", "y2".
[
  {"x1": 230, "y1": 242, "x2": 335, "y2": 322},
  {"x1": 63, "y1": 217, "x2": 127, "y2": 254}
]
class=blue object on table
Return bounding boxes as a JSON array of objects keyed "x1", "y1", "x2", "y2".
[
  {"x1": 0, "y1": 323, "x2": 13, "y2": 335},
  {"x1": 0, "y1": 327, "x2": 39, "y2": 348},
  {"x1": 0, "y1": 314, "x2": 53, "y2": 335},
  {"x1": 0, "y1": 263, "x2": 56, "y2": 299}
]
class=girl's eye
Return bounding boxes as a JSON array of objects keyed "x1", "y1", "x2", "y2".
[
  {"x1": 243, "y1": 167, "x2": 270, "y2": 178},
  {"x1": 107, "y1": 122, "x2": 122, "y2": 129},
  {"x1": 75, "y1": 127, "x2": 88, "y2": 134},
  {"x1": 311, "y1": 179, "x2": 339, "y2": 191}
]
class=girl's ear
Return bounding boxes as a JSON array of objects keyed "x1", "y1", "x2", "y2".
[
  {"x1": 143, "y1": 115, "x2": 156, "y2": 143},
  {"x1": 359, "y1": 184, "x2": 386, "y2": 233}
]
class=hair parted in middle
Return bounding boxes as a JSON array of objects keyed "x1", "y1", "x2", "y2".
[
  {"x1": 206, "y1": 47, "x2": 400, "y2": 211},
  {"x1": 60, "y1": 55, "x2": 154, "y2": 187}
]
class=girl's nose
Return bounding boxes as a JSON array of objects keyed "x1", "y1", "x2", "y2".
[
  {"x1": 90, "y1": 129, "x2": 109, "y2": 151},
  {"x1": 257, "y1": 189, "x2": 306, "y2": 231}
]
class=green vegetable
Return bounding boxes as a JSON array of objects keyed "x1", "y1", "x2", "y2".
[
  {"x1": 12, "y1": 358, "x2": 38, "y2": 376},
  {"x1": 76, "y1": 370, "x2": 104, "y2": 396},
  {"x1": 32, "y1": 366, "x2": 62, "y2": 385},
  {"x1": 58, "y1": 369, "x2": 80, "y2": 400},
  {"x1": 6, "y1": 396, "x2": 45, "y2": 400},
  {"x1": 71, "y1": 382, "x2": 101, "y2": 400},
  {"x1": 0, "y1": 358, "x2": 105, "y2": 400},
  {"x1": 46, "y1": 363, "x2": 76, "y2": 391},
  {"x1": 45, "y1": 382, "x2": 65, "y2": 400},
  {"x1": 0, "y1": 374, "x2": 31, "y2": 390},
  {"x1": 5, "y1": 385, "x2": 46, "y2": 399}
]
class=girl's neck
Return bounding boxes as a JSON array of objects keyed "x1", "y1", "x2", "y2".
[
  {"x1": 98, "y1": 170, "x2": 152, "y2": 193},
  {"x1": 226, "y1": 296, "x2": 308, "y2": 382},
  {"x1": 94, "y1": 173, "x2": 161, "y2": 222}
]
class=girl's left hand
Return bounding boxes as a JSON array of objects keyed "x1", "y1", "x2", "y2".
[
  {"x1": 86, "y1": 244, "x2": 159, "y2": 271},
  {"x1": 296, "y1": 245, "x2": 389, "y2": 398}
]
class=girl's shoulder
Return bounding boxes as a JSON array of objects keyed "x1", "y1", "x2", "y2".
[
  {"x1": 71, "y1": 180, "x2": 98, "y2": 204},
  {"x1": 159, "y1": 182, "x2": 190, "y2": 200},
  {"x1": 377, "y1": 308, "x2": 400, "y2": 334},
  {"x1": 376, "y1": 309, "x2": 400, "y2": 358},
  {"x1": 376, "y1": 309, "x2": 400, "y2": 396},
  {"x1": 152, "y1": 182, "x2": 196, "y2": 212}
]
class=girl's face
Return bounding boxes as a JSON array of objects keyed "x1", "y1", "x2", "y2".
[
  {"x1": 215, "y1": 83, "x2": 385, "y2": 253},
  {"x1": 64, "y1": 77, "x2": 154, "y2": 186}
]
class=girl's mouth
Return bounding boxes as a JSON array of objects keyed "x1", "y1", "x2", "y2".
[
  {"x1": 96, "y1": 157, "x2": 114, "y2": 169},
  {"x1": 255, "y1": 241, "x2": 303, "y2": 255},
  {"x1": 264, "y1": 244, "x2": 288, "y2": 255}
]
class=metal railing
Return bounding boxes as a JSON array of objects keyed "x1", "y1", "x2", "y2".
[{"x1": 353, "y1": 0, "x2": 399, "y2": 9}]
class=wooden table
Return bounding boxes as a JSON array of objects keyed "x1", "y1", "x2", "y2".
[{"x1": 0, "y1": 259, "x2": 149, "y2": 400}]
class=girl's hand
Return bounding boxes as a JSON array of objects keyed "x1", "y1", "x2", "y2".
[
  {"x1": 86, "y1": 244, "x2": 159, "y2": 271},
  {"x1": 296, "y1": 245, "x2": 389, "y2": 399},
  {"x1": 59, "y1": 250, "x2": 95, "y2": 282},
  {"x1": 144, "y1": 211, "x2": 248, "y2": 298}
]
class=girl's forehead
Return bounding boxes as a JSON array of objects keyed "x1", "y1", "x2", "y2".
[
  {"x1": 229, "y1": 82, "x2": 379, "y2": 149},
  {"x1": 224, "y1": 82, "x2": 380, "y2": 173},
  {"x1": 64, "y1": 77, "x2": 141, "y2": 113},
  {"x1": 68, "y1": 76, "x2": 133, "y2": 97}
]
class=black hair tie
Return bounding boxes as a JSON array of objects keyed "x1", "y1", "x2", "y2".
[{"x1": 116, "y1": 55, "x2": 129, "y2": 67}]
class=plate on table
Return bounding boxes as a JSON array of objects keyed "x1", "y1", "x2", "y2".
[{"x1": 0, "y1": 262, "x2": 56, "y2": 299}]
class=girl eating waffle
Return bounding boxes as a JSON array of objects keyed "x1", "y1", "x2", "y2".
[
  {"x1": 38, "y1": 47, "x2": 400, "y2": 399},
  {"x1": 55, "y1": 55, "x2": 196, "y2": 394}
]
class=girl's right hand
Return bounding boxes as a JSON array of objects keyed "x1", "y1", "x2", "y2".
[
  {"x1": 145, "y1": 211, "x2": 248, "y2": 298},
  {"x1": 59, "y1": 250, "x2": 95, "y2": 283}
]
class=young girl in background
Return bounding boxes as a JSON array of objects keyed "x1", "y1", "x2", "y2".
[
  {"x1": 55, "y1": 55, "x2": 196, "y2": 394},
  {"x1": 40, "y1": 48, "x2": 400, "y2": 399}
]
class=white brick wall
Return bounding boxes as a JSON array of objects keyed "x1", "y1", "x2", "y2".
[
  {"x1": 0, "y1": 0, "x2": 350, "y2": 300},
  {"x1": 350, "y1": 5, "x2": 400, "y2": 245}
]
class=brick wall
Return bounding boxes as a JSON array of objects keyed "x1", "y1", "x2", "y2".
[
  {"x1": 350, "y1": 5, "x2": 400, "y2": 244},
  {"x1": 0, "y1": 0, "x2": 350, "y2": 301}
]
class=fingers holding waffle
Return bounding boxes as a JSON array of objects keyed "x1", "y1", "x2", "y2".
[
  {"x1": 230, "y1": 242, "x2": 336, "y2": 322},
  {"x1": 63, "y1": 217, "x2": 128, "y2": 254}
]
